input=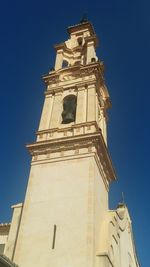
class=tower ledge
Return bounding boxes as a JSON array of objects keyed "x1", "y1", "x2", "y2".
[
  {"x1": 27, "y1": 123, "x2": 116, "y2": 185},
  {"x1": 67, "y1": 21, "x2": 95, "y2": 36}
]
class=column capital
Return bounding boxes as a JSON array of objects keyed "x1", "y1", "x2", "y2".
[
  {"x1": 77, "y1": 85, "x2": 85, "y2": 91},
  {"x1": 87, "y1": 84, "x2": 96, "y2": 89}
]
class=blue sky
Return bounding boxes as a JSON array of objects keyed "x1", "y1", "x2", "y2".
[{"x1": 0, "y1": 0, "x2": 149, "y2": 265}]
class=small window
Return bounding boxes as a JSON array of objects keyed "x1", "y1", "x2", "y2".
[
  {"x1": 0, "y1": 244, "x2": 5, "y2": 254},
  {"x1": 91, "y1": 57, "x2": 96, "y2": 63},
  {"x1": 62, "y1": 95, "x2": 77, "y2": 124},
  {"x1": 77, "y1": 37, "x2": 82, "y2": 46},
  {"x1": 62, "y1": 60, "x2": 68, "y2": 68}
]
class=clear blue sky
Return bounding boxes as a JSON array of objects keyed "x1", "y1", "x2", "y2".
[{"x1": 0, "y1": 0, "x2": 149, "y2": 266}]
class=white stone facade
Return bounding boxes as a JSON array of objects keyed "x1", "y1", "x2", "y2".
[{"x1": 0, "y1": 21, "x2": 140, "y2": 267}]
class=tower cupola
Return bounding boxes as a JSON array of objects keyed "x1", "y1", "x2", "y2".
[{"x1": 55, "y1": 21, "x2": 98, "y2": 70}]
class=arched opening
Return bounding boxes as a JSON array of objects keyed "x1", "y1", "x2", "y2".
[
  {"x1": 91, "y1": 57, "x2": 96, "y2": 63},
  {"x1": 62, "y1": 95, "x2": 77, "y2": 124},
  {"x1": 77, "y1": 37, "x2": 83, "y2": 46},
  {"x1": 62, "y1": 60, "x2": 69, "y2": 68}
]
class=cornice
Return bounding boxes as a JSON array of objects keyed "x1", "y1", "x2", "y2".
[
  {"x1": 0, "y1": 223, "x2": 10, "y2": 232},
  {"x1": 37, "y1": 121, "x2": 99, "y2": 135},
  {"x1": 54, "y1": 42, "x2": 66, "y2": 51},
  {"x1": 54, "y1": 43, "x2": 74, "y2": 54},
  {"x1": 84, "y1": 35, "x2": 98, "y2": 47},
  {"x1": 42, "y1": 62, "x2": 104, "y2": 85},
  {"x1": 27, "y1": 133, "x2": 101, "y2": 154},
  {"x1": 0, "y1": 223, "x2": 10, "y2": 227},
  {"x1": 42, "y1": 63, "x2": 105, "y2": 99},
  {"x1": 27, "y1": 129, "x2": 116, "y2": 183},
  {"x1": 44, "y1": 80, "x2": 97, "y2": 96},
  {"x1": 67, "y1": 21, "x2": 95, "y2": 36}
]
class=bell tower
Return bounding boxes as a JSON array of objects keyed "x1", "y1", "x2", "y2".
[
  {"x1": 5, "y1": 21, "x2": 116, "y2": 267},
  {"x1": 37, "y1": 20, "x2": 110, "y2": 144}
]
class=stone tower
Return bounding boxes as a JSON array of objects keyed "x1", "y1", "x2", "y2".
[{"x1": 1, "y1": 20, "x2": 140, "y2": 267}]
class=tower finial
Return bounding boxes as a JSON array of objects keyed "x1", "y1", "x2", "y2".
[
  {"x1": 122, "y1": 192, "x2": 125, "y2": 204},
  {"x1": 117, "y1": 192, "x2": 126, "y2": 209},
  {"x1": 80, "y1": 13, "x2": 88, "y2": 24}
]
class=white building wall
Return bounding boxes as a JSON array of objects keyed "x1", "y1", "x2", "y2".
[
  {"x1": 13, "y1": 155, "x2": 108, "y2": 267},
  {"x1": 0, "y1": 225, "x2": 10, "y2": 255}
]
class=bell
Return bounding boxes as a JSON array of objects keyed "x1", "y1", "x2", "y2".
[
  {"x1": 62, "y1": 95, "x2": 77, "y2": 124},
  {"x1": 62, "y1": 111, "x2": 74, "y2": 124}
]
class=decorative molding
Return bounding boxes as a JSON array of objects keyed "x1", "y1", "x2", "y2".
[
  {"x1": 42, "y1": 63, "x2": 111, "y2": 111},
  {"x1": 27, "y1": 124, "x2": 116, "y2": 183},
  {"x1": 0, "y1": 224, "x2": 11, "y2": 227},
  {"x1": 43, "y1": 62, "x2": 103, "y2": 84}
]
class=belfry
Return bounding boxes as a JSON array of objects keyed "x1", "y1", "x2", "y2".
[{"x1": 0, "y1": 20, "x2": 140, "y2": 267}]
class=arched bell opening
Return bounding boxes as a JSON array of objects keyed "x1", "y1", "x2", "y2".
[
  {"x1": 77, "y1": 37, "x2": 83, "y2": 46},
  {"x1": 61, "y1": 95, "x2": 77, "y2": 124},
  {"x1": 62, "y1": 60, "x2": 69, "y2": 68},
  {"x1": 91, "y1": 57, "x2": 96, "y2": 63}
]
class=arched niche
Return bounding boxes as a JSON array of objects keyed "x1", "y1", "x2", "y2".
[
  {"x1": 61, "y1": 95, "x2": 77, "y2": 124},
  {"x1": 77, "y1": 37, "x2": 83, "y2": 46},
  {"x1": 62, "y1": 60, "x2": 69, "y2": 68},
  {"x1": 91, "y1": 57, "x2": 96, "y2": 62}
]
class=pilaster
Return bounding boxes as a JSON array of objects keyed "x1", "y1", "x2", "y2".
[
  {"x1": 49, "y1": 92, "x2": 62, "y2": 128},
  {"x1": 38, "y1": 94, "x2": 53, "y2": 131},
  {"x1": 55, "y1": 49, "x2": 63, "y2": 70},
  {"x1": 87, "y1": 84, "x2": 96, "y2": 122},
  {"x1": 76, "y1": 86, "x2": 86, "y2": 123},
  {"x1": 86, "y1": 41, "x2": 97, "y2": 64}
]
